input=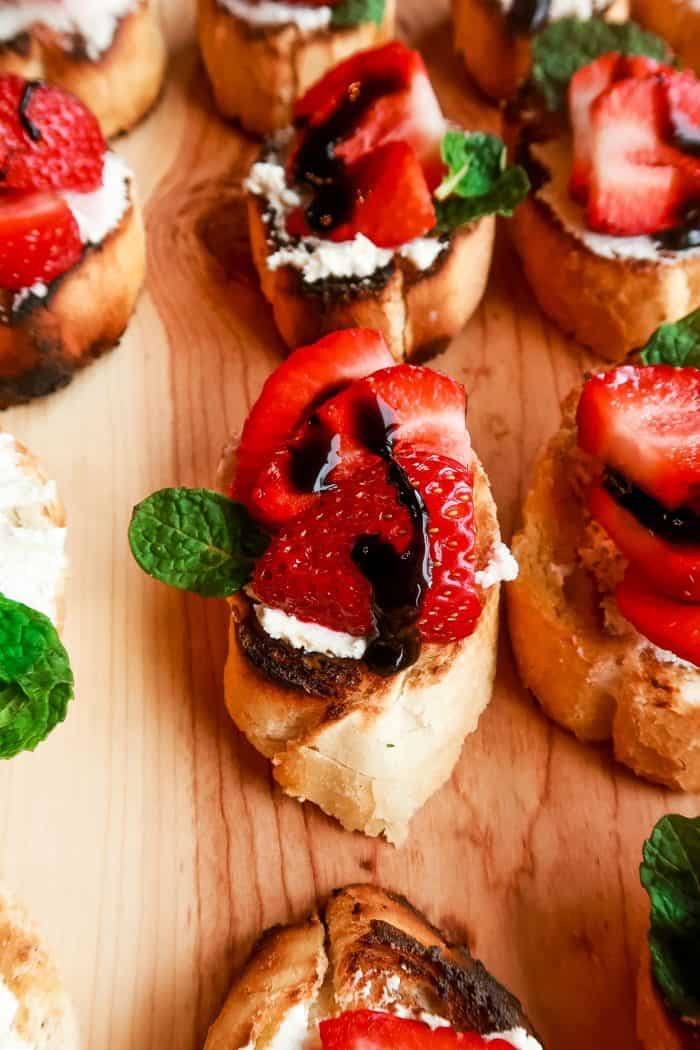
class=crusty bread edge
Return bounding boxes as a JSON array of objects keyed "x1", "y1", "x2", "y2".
[
  {"x1": 198, "y1": 0, "x2": 396, "y2": 135},
  {"x1": 0, "y1": 884, "x2": 78, "y2": 1050},
  {"x1": 632, "y1": 0, "x2": 700, "y2": 77}
]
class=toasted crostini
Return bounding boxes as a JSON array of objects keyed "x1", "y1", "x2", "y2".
[
  {"x1": 205, "y1": 884, "x2": 542, "y2": 1050},
  {"x1": 632, "y1": 0, "x2": 700, "y2": 78}
]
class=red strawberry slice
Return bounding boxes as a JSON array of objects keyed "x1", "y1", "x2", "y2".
[
  {"x1": 577, "y1": 366, "x2": 700, "y2": 510},
  {"x1": 292, "y1": 42, "x2": 446, "y2": 188},
  {"x1": 568, "y1": 53, "x2": 670, "y2": 203},
  {"x1": 0, "y1": 191, "x2": 82, "y2": 290},
  {"x1": 616, "y1": 569, "x2": 700, "y2": 666},
  {"x1": 234, "y1": 328, "x2": 393, "y2": 508},
  {"x1": 251, "y1": 448, "x2": 482, "y2": 644},
  {"x1": 250, "y1": 365, "x2": 471, "y2": 529},
  {"x1": 0, "y1": 75, "x2": 105, "y2": 193},
  {"x1": 590, "y1": 483, "x2": 700, "y2": 602},
  {"x1": 320, "y1": 1011, "x2": 515, "y2": 1050},
  {"x1": 330, "y1": 141, "x2": 437, "y2": 247}
]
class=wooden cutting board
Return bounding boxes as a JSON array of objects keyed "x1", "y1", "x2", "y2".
[{"x1": 0, "y1": 3, "x2": 696, "y2": 1048}]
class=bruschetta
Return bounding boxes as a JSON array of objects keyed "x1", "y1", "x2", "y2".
[
  {"x1": 506, "y1": 17, "x2": 700, "y2": 360},
  {"x1": 0, "y1": 1, "x2": 166, "y2": 137},
  {"x1": 205, "y1": 883, "x2": 542, "y2": 1050},
  {"x1": 198, "y1": 0, "x2": 395, "y2": 135},
  {"x1": 0, "y1": 75, "x2": 146, "y2": 408},
  {"x1": 508, "y1": 312, "x2": 700, "y2": 790},
  {"x1": 632, "y1": 0, "x2": 700, "y2": 79},
  {"x1": 129, "y1": 328, "x2": 519, "y2": 844},
  {"x1": 246, "y1": 41, "x2": 529, "y2": 361}
]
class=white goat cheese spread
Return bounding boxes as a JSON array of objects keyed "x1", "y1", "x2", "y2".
[
  {"x1": 0, "y1": 971, "x2": 36, "y2": 1049},
  {"x1": 0, "y1": 0, "x2": 138, "y2": 60},
  {"x1": 255, "y1": 604, "x2": 369, "y2": 659},
  {"x1": 12, "y1": 152, "x2": 132, "y2": 309},
  {"x1": 246, "y1": 160, "x2": 447, "y2": 283},
  {"x1": 0, "y1": 433, "x2": 66, "y2": 625},
  {"x1": 532, "y1": 137, "x2": 700, "y2": 263},
  {"x1": 217, "y1": 0, "x2": 332, "y2": 30},
  {"x1": 499, "y1": 0, "x2": 610, "y2": 18},
  {"x1": 475, "y1": 542, "x2": 519, "y2": 589}
]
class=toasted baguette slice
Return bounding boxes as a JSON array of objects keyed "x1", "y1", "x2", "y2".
[
  {"x1": 205, "y1": 884, "x2": 538, "y2": 1050},
  {"x1": 197, "y1": 0, "x2": 395, "y2": 136},
  {"x1": 0, "y1": 884, "x2": 78, "y2": 1049},
  {"x1": 632, "y1": 0, "x2": 700, "y2": 77},
  {"x1": 247, "y1": 192, "x2": 495, "y2": 362},
  {"x1": 508, "y1": 393, "x2": 700, "y2": 791},
  {"x1": 452, "y1": 0, "x2": 629, "y2": 101},
  {"x1": 223, "y1": 460, "x2": 502, "y2": 845},
  {"x1": 637, "y1": 941, "x2": 699, "y2": 1050},
  {"x1": 0, "y1": 433, "x2": 66, "y2": 631},
  {"x1": 0, "y1": 191, "x2": 146, "y2": 409},
  {"x1": 0, "y1": 3, "x2": 166, "y2": 138}
]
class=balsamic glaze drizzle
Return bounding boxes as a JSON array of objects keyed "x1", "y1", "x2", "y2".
[
  {"x1": 654, "y1": 207, "x2": 700, "y2": 252},
  {"x1": 289, "y1": 427, "x2": 342, "y2": 494},
  {"x1": 18, "y1": 80, "x2": 42, "y2": 143},
  {"x1": 603, "y1": 468, "x2": 700, "y2": 545},
  {"x1": 293, "y1": 75, "x2": 400, "y2": 236},
  {"x1": 505, "y1": 0, "x2": 551, "y2": 33},
  {"x1": 350, "y1": 396, "x2": 432, "y2": 676}
]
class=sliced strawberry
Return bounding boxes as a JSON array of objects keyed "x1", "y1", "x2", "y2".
[
  {"x1": 568, "y1": 53, "x2": 670, "y2": 203},
  {"x1": 251, "y1": 449, "x2": 482, "y2": 644},
  {"x1": 590, "y1": 483, "x2": 700, "y2": 602},
  {"x1": 0, "y1": 75, "x2": 105, "y2": 193},
  {"x1": 577, "y1": 366, "x2": 700, "y2": 510},
  {"x1": 234, "y1": 329, "x2": 393, "y2": 508},
  {"x1": 320, "y1": 1011, "x2": 514, "y2": 1050},
  {"x1": 617, "y1": 569, "x2": 700, "y2": 666},
  {"x1": 330, "y1": 141, "x2": 436, "y2": 247},
  {"x1": 0, "y1": 191, "x2": 82, "y2": 290},
  {"x1": 250, "y1": 365, "x2": 471, "y2": 530}
]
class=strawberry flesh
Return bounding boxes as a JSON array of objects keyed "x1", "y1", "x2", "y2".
[
  {"x1": 0, "y1": 190, "x2": 82, "y2": 290},
  {"x1": 617, "y1": 570, "x2": 700, "y2": 666},
  {"x1": 320, "y1": 1011, "x2": 515, "y2": 1050},
  {"x1": 0, "y1": 75, "x2": 105, "y2": 193},
  {"x1": 590, "y1": 483, "x2": 700, "y2": 602},
  {"x1": 251, "y1": 448, "x2": 481, "y2": 645},
  {"x1": 234, "y1": 328, "x2": 393, "y2": 509},
  {"x1": 577, "y1": 365, "x2": 700, "y2": 509}
]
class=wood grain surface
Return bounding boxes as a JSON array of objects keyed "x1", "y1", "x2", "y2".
[{"x1": 0, "y1": 3, "x2": 696, "y2": 1049}]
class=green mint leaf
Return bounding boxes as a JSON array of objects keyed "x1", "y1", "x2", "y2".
[
  {"x1": 0, "y1": 593, "x2": 56, "y2": 680},
  {"x1": 532, "y1": 17, "x2": 672, "y2": 111},
  {"x1": 0, "y1": 599, "x2": 73, "y2": 759},
  {"x1": 331, "y1": 0, "x2": 385, "y2": 28},
  {"x1": 640, "y1": 814, "x2": 700, "y2": 1023},
  {"x1": 435, "y1": 131, "x2": 508, "y2": 202},
  {"x1": 434, "y1": 164, "x2": 530, "y2": 234},
  {"x1": 129, "y1": 488, "x2": 270, "y2": 599},
  {"x1": 640, "y1": 308, "x2": 700, "y2": 367}
]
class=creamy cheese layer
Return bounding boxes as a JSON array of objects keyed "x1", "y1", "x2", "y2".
[
  {"x1": 532, "y1": 137, "x2": 700, "y2": 263},
  {"x1": 475, "y1": 542, "x2": 519, "y2": 589},
  {"x1": 246, "y1": 160, "x2": 448, "y2": 283},
  {"x1": 0, "y1": 434, "x2": 66, "y2": 625},
  {"x1": 217, "y1": 0, "x2": 332, "y2": 30},
  {"x1": 254, "y1": 604, "x2": 369, "y2": 659},
  {"x1": 0, "y1": 0, "x2": 138, "y2": 60}
]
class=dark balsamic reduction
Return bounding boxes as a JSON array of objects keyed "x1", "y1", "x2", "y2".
[
  {"x1": 18, "y1": 81, "x2": 42, "y2": 143},
  {"x1": 655, "y1": 207, "x2": 700, "y2": 252},
  {"x1": 289, "y1": 426, "x2": 342, "y2": 494},
  {"x1": 350, "y1": 396, "x2": 432, "y2": 676},
  {"x1": 505, "y1": 0, "x2": 551, "y2": 33},
  {"x1": 604, "y1": 468, "x2": 700, "y2": 544},
  {"x1": 293, "y1": 75, "x2": 400, "y2": 236}
]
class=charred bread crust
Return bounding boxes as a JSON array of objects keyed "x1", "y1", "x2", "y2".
[
  {"x1": 0, "y1": 885, "x2": 79, "y2": 1050},
  {"x1": 452, "y1": 0, "x2": 629, "y2": 101},
  {"x1": 205, "y1": 885, "x2": 539, "y2": 1049},
  {"x1": 198, "y1": 0, "x2": 396, "y2": 136},
  {"x1": 632, "y1": 0, "x2": 700, "y2": 78},
  {"x1": 247, "y1": 191, "x2": 495, "y2": 362},
  {"x1": 507, "y1": 393, "x2": 700, "y2": 790},
  {"x1": 637, "y1": 941, "x2": 700, "y2": 1050},
  {"x1": 0, "y1": 3, "x2": 166, "y2": 138},
  {"x1": 223, "y1": 462, "x2": 502, "y2": 843},
  {"x1": 0, "y1": 192, "x2": 146, "y2": 409}
]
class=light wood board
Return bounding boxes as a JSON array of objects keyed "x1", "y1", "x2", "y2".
[{"x1": 1, "y1": 2, "x2": 697, "y2": 1048}]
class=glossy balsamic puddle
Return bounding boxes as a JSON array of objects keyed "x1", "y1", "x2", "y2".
[
  {"x1": 604, "y1": 468, "x2": 700, "y2": 544},
  {"x1": 506, "y1": 0, "x2": 551, "y2": 33},
  {"x1": 293, "y1": 74, "x2": 402, "y2": 235}
]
